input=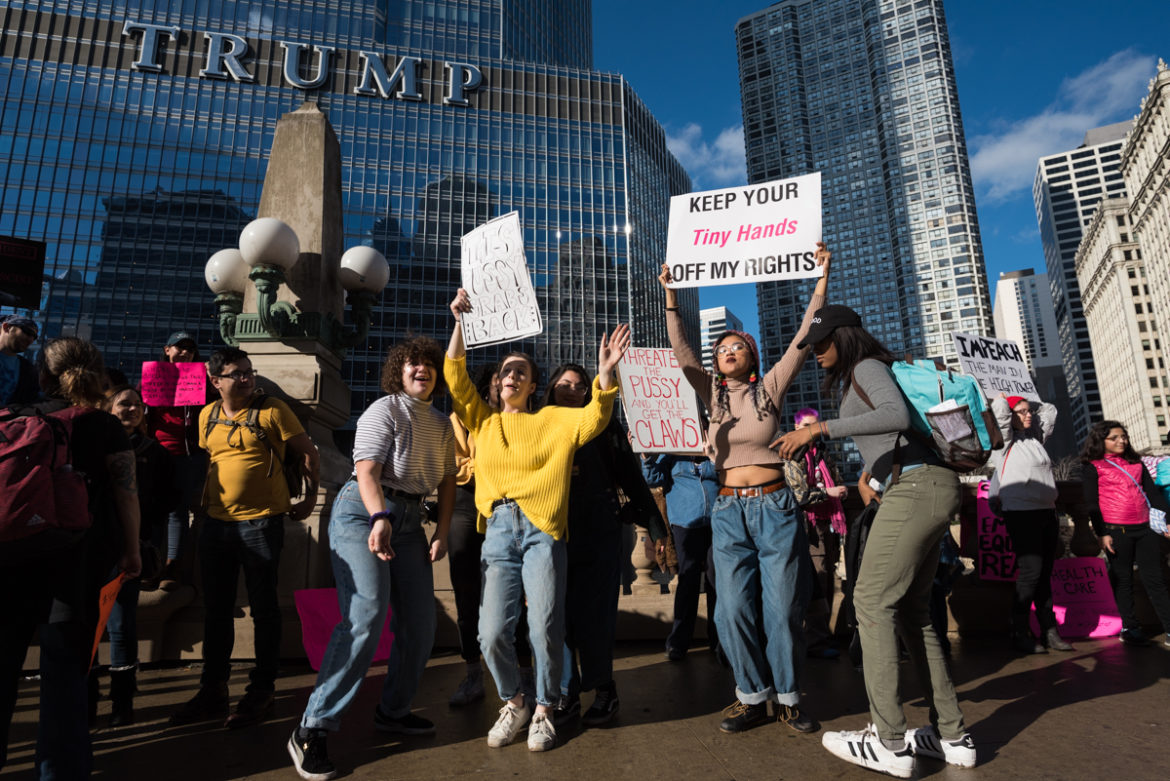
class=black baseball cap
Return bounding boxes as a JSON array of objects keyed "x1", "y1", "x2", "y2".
[
  {"x1": 165, "y1": 331, "x2": 197, "y2": 348},
  {"x1": 797, "y1": 305, "x2": 862, "y2": 349}
]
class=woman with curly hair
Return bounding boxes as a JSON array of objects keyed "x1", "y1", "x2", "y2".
[
  {"x1": 1081, "y1": 420, "x2": 1170, "y2": 647},
  {"x1": 289, "y1": 336, "x2": 456, "y2": 781},
  {"x1": 658, "y1": 242, "x2": 830, "y2": 736}
]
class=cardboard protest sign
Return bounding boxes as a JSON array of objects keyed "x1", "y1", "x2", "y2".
[
  {"x1": 460, "y1": 211, "x2": 542, "y2": 348},
  {"x1": 618, "y1": 348, "x2": 705, "y2": 454},
  {"x1": 664, "y1": 172, "x2": 823, "y2": 288},
  {"x1": 90, "y1": 572, "x2": 128, "y2": 671},
  {"x1": 141, "y1": 361, "x2": 208, "y2": 407},
  {"x1": 976, "y1": 480, "x2": 1016, "y2": 581},
  {"x1": 1030, "y1": 557, "x2": 1122, "y2": 639},
  {"x1": 951, "y1": 332, "x2": 1039, "y2": 401},
  {"x1": 294, "y1": 588, "x2": 394, "y2": 671}
]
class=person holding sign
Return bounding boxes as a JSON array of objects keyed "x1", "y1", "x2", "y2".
[
  {"x1": 774, "y1": 307, "x2": 973, "y2": 778},
  {"x1": 658, "y1": 241, "x2": 830, "y2": 736},
  {"x1": 445, "y1": 288, "x2": 628, "y2": 753},
  {"x1": 987, "y1": 393, "x2": 1072, "y2": 655},
  {"x1": 1081, "y1": 421, "x2": 1170, "y2": 648}
]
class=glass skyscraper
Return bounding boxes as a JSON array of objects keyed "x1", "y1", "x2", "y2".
[
  {"x1": 735, "y1": 0, "x2": 993, "y2": 473},
  {"x1": 0, "y1": 0, "x2": 695, "y2": 420}
]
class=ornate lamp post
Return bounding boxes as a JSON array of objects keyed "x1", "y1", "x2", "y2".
[{"x1": 203, "y1": 248, "x2": 249, "y2": 347}]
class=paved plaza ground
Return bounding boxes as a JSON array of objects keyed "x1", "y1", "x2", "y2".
[{"x1": 6, "y1": 636, "x2": 1168, "y2": 780}]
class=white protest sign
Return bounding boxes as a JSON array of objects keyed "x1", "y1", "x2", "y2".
[
  {"x1": 460, "y1": 211, "x2": 542, "y2": 348},
  {"x1": 951, "y1": 332, "x2": 1039, "y2": 400},
  {"x1": 664, "y1": 172, "x2": 823, "y2": 288},
  {"x1": 618, "y1": 347, "x2": 705, "y2": 454}
]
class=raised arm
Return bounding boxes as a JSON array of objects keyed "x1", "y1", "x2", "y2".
[
  {"x1": 658, "y1": 264, "x2": 712, "y2": 407},
  {"x1": 444, "y1": 289, "x2": 492, "y2": 429},
  {"x1": 447, "y1": 288, "x2": 470, "y2": 361}
]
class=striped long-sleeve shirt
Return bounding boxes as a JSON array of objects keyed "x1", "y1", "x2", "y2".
[{"x1": 351, "y1": 392, "x2": 456, "y2": 495}]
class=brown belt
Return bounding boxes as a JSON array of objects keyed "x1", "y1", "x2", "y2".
[{"x1": 718, "y1": 480, "x2": 785, "y2": 498}]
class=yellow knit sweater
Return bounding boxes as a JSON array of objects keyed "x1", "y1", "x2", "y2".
[{"x1": 444, "y1": 355, "x2": 617, "y2": 540}]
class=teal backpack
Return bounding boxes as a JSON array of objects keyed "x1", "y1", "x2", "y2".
[{"x1": 853, "y1": 357, "x2": 1003, "y2": 477}]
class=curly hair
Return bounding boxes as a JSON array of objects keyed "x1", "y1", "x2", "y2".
[
  {"x1": 1080, "y1": 420, "x2": 1141, "y2": 464},
  {"x1": 380, "y1": 336, "x2": 446, "y2": 398},
  {"x1": 38, "y1": 337, "x2": 107, "y2": 408}
]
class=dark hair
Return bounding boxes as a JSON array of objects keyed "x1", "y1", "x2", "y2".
[
  {"x1": 103, "y1": 384, "x2": 146, "y2": 434},
  {"x1": 819, "y1": 325, "x2": 898, "y2": 399},
  {"x1": 160, "y1": 342, "x2": 201, "y2": 363},
  {"x1": 1080, "y1": 420, "x2": 1141, "y2": 464},
  {"x1": 542, "y1": 363, "x2": 591, "y2": 408},
  {"x1": 380, "y1": 336, "x2": 446, "y2": 398},
  {"x1": 712, "y1": 332, "x2": 766, "y2": 423},
  {"x1": 471, "y1": 364, "x2": 498, "y2": 404},
  {"x1": 207, "y1": 347, "x2": 249, "y2": 378},
  {"x1": 499, "y1": 351, "x2": 540, "y2": 386},
  {"x1": 38, "y1": 337, "x2": 107, "y2": 408}
]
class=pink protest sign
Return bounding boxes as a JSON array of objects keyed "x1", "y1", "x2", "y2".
[
  {"x1": 1030, "y1": 557, "x2": 1122, "y2": 639},
  {"x1": 976, "y1": 480, "x2": 1016, "y2": 581},
  {"x1": 294, "y1": 588, "x2": 394, "y2": 671},
  {"x1": 141, "y1": 361, "x2": 207, "y2": 407}
]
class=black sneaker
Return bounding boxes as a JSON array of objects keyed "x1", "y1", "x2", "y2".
[
  {"x1": 225, "y1": 690, "x2": 275, "y2": 730},
  {"x1": 719, "y1": 701, "x2": 769, "y2": 733},
  {"x1": 170, "y1": 683, "x2": 229, "y2": 725},
  {"x1": 581, "y1": 682, "x2": 620, "y2": 727},
  {"x1": 775, "y1": 703, "x2": 819, "y2": 734},
  {"x1": 665, "y1": 647, "x2": 686, "y2": 662},
  {"x1": 1120, "y1": 628, "x2": 1150, "y2": 646},
  {"x1": 373, "y1": 707, "x2": 436, "y2": 735},
  {"x1": 552, "y1": 694, "x2": 581, "y2": 727},
  {"x1": 287, "y1": 728, "x2": 337, "y2": 781}
]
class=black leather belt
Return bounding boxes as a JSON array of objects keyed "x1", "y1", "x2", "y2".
[
  {"x1": 384, "y1": 486, "x2": 425, "y2": 502},
  {"x1": 491, "y1": 498, "x2": 515, "y2": 511}
]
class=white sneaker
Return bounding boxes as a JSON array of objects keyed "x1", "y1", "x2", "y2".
[
  {"x1": 821, "y1": 724, "x2": 915, "y2": 778},
  {"x1": 906, "y1": 724, "x2": 977, "y2": 768},
  {"x1": 486, "y1": 699, "x2": 532, "y2": 748},
  {"x1": 527, "y1": 712, "x2": 556, "y2": 752}
]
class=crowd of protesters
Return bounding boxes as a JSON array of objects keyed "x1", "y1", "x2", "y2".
[{"x1": 3, "y1": 235, "x2": 1170, "y2": 781}]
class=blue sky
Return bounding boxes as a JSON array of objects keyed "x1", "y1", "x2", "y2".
[{"x1": 592, "y1": 0, "x2": 1166, "y2": 337}]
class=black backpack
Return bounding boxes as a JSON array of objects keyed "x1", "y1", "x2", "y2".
[{"x1": 203, "y1": 395, "x2": 309, "y2": 500}]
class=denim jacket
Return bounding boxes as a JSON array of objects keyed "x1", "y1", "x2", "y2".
[{"x1": 642, "y1": 454, "x2": 718, "y2": 529}]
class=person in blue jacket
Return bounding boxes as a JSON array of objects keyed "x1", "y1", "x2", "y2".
[{"x1": 643, "y1": 445, "x2": 720, "y2": 661}]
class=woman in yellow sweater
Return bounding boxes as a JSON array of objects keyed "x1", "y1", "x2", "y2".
[{"x1": 445, "y1": 288, "x2": 630, "y2": 753}]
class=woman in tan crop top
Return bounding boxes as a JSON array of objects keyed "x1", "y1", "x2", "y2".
[{"x1": 658, "y1": 242, "x2": 830, "y2": 737}]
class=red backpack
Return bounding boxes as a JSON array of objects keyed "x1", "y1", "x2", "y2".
[{"x1": 0, "y1": 405, "x2": 95, "y2": 549}]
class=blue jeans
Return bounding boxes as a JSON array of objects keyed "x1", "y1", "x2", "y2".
[
  {"x1": 106, "y1": 572, "x2": 142, "y2": 668},
  {"x1": 301, "y1": 481, "x2": 435, "y2": 730},
  {"x1": 561, "y1": 491, "x2": 622, "y2": 696},
  {"x1": 479, "y1": 501, "x2": 566, "y2": 708},
  {"x1": 198, "y1": 514, "x2": 284, "y2": 693},
  {"x1": 162, "y1": 452, "x2": 208, "y2": 561},
  {"x1": 711, "y1": 487, "x2": 810, "y2": 706}
]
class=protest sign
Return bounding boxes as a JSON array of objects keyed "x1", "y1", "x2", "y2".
[
  {"x1": 90, "y1": 572, "x2": 128, "y2": 671},
  {"x1": 976, "y1": 480, "x2": 1016, "y2": 581},
  {"x1": 294, "y1": 588, "x2": 394, "y2": 671},
  {"x1": 618, "y1": 348, "x2": 705, "y2": 454},
  {"x1": 1030, "y1": 557, "x2": 1122, "y2": 639},
  {"x1": 460, "y1": 211, "x2": 542, "y2": 348},
  {"x1": 664, "y1": 172, "x2": 823, "y2": 288},
  {"x1": 141, "y1": 361, "x2": 208, "y2": 407},
  {"x1": 951, "y1": 332, "x2": 1039, "y2": 400}
]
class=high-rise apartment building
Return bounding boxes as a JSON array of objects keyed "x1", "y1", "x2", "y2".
[
  {"x1": 0, "y1": 1, "x2": 696, "y2": 421},
  {"x1": 699, "y1": 306, "x2": 744, "y2": 370},
  {"x1": 1075, "y1": 198, "x2": 1169, "y2": 451},
  {"x1": 735, "y1": 0, "x2": 993, "y2": 475},
  {"x1": 1121, "y1": 59, "x2": 1170, "y2": 388},
  {"x1": 993, "y1": 270, "x2": 1060, "y2": 372},
  {"x1": 1033, "y1": 122, "x2": 1129, "y2": 443}
]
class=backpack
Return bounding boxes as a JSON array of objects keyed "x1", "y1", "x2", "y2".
[
  {"x1": 0, "y1": 405, "x2": 95, "y2": 548},
  {"x1": 204, "y1": 394, "x2": 309, "y2": 499},
  {"x1": 1155, "y1": 458, "x2": 1170, "y2": 505},
  {"x1": 852, "y1": 357, "x2": 1003, "y2": 480}
]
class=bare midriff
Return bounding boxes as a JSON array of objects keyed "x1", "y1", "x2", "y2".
[{"x1": 719, "y1": 463, "x2": 785, "y2": 488}]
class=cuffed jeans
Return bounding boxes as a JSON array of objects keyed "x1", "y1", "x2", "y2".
[
  {"x1": 198, "y1": 514, "x2": 284, "y2": 693},
  {"x1": 479, "y1": 501, "x2": 566, "y2": 708},
  {"x1": 667, "y1": 524, "x2": 716, "y2": 654},
  {"x1": 711, "y1": 486, "x2": 809, "y2": 706},
  {"x1": 562, "y1": 491, "x2": 622, "y2": 696},
  {"x1": 854, "y1": 465, "x2": 965, "y2": 742},
  {"x1": 1104, "y1": 522, "x2": 1170, "y2": 634},
  {"x1": 1003, "y1": 509, "x2": 1059, "y2": 634},
  {"x1": 301, "y1": 481, "x2": 435, "y2": 730}
]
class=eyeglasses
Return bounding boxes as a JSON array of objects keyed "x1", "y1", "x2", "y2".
[
  {"x1": 554, "y1": 381, "x2": 588, "y2": 393},
  {"x1": 716, "y1": 342, "x2": 748, "y2": 356},
  {"x1": 215, "y1": 369, "x2": 255, "y2": 381},
  {"x1": 1013, "y1": 409, "x2": 1033, "y2": 416}
]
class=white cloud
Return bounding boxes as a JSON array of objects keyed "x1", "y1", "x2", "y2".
[
  {"x1": 970, "y1": 50, "x2": 1153, "y2": 203},
  {"x1": 666, "y1": 123, "x2": 747, "y2": 189}
]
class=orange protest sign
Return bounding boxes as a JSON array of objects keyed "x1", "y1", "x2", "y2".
[{"x1": 90, "y1": 572, "x2": 128, "y2": 671}]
